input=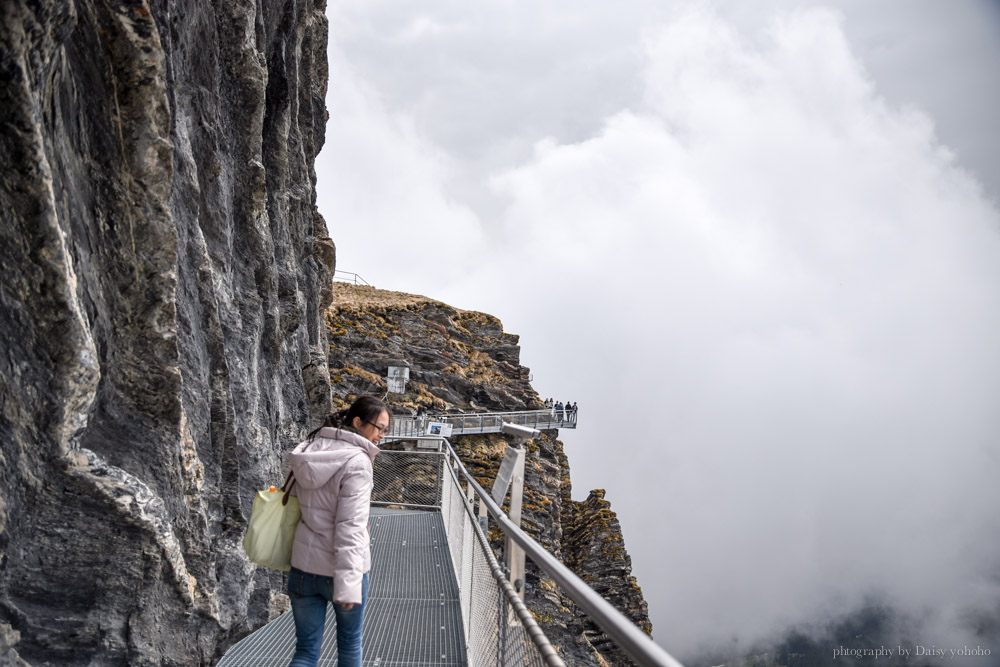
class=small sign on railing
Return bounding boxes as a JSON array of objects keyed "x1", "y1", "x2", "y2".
[{"x1": 425, "y1": 422, "x2": 454, "y2": 437}]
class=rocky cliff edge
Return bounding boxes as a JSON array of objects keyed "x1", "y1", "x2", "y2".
[{"x1": 327, "y1": 283, "x2": 653, "y2": 666}]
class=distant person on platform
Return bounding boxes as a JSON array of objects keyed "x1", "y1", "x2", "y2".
[
  {"x1": 571, "y1": 402, "x2": 578, "y2": 421},
  {"x1": 555, "y1": 401, "x2": 564, "y2": 421}
]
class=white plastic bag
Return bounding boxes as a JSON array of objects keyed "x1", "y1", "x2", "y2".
[{"x1": 243, "y1": 487, "x2": 301, "y2": 571}]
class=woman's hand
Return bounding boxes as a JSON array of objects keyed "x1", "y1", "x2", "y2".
[{"x1": 337, "y1": 602, "x2": 355, "y2": 611}]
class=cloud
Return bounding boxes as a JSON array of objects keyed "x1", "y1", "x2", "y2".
[
  {"x1": 319, "y1": 2, "x2": 1000, "y2": 662},
  {"x1": 460, "y1": 7, "x2": 1000, "y2": 660},
  {"x1": 315, "y1": 45, "x2": 487, "y2": 295}
]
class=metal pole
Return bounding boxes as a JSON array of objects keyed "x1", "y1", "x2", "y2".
[
  {"x1": 478, "y1": 488, "x2": 489, "y2": 534},
  {"x1": 436, "y1": 453, "x2": 443, "y2": 507},
  {"x1": 498, "y1": 585, "x2": 508, "y2": 666},
  {"x1": 505, "y1": 447, "x2": 527, "y2": 601},
  {"x1": 466, "y1": 482, "x2": 477, "y2": 641}
]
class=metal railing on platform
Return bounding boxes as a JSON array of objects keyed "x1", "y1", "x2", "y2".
[
  {"x1": 440, "y1": 439, "x2": 684, "y2": 667},
  {"x1": 223, "y1": 426, "x2": 678, "y2": 667},
  {"x1": 371, "y1": 440, "x2": 560, "y2": 666},
  {"x1": 370, "y1": 435, "x2": 684, "y2": 667},
  {"x1": 333, "y1": 270, "x2": 371, "y2": 286},
  {"x1": 388, "y1": 409, "x2": 578, "y2": 440}
]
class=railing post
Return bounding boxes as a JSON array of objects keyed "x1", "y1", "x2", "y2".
[
  {"x1": 465, "y1": 482, "x2": 477, "y2": 643},
  {"x1": 436, "y1": 452, "x2": 443, "y2": 508},
  {"x1": 478, "y1": 488, "x2": 489, "y2": 534},
  {"x1": 506, "y1": 448, "x2": 527, "y2": 601},
  {"x1": 498, "y1": 580, "x2": 508, "y2": 667}
]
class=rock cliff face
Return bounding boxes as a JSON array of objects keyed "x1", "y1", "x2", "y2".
[
  {"x1": 327, "y1": 284, "x2": 652, "y2": 666},
  {"x1": 0, "y1": 1, "x2": 333, "y2": 664},
  {"x1": 326, "y1": 286, "x2": 539, "y2": 412}
]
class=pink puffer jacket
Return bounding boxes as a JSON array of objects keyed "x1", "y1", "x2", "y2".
[{"x1": 289, "y1": 426, "x2": 380, "y2": 605}]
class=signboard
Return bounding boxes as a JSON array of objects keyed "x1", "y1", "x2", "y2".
[
  {"x1": 491, "y1": 446, "x2": 524, "y2": 506},
  {"x1": 425, "y1": 422, "x2": 453, "y2": 437}
]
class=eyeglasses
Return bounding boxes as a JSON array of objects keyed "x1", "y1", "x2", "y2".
[{"x1": 365, "y1": 421, "x2": 390, "y2": 435}]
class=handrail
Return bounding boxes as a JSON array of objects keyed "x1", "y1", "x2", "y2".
[
  {"x1": 388, "y1": 409, "x2": 579, "y2": 440},
  {"x1": 333, "y1": 270, "x2": 371, "y2": 286},
  {"x1": 442, "y1": 438, "x2": 685, "y2": 667},
  {"x1": 442, "y1": 454, "x2": 565, "y2": 667},
  {"x1": 430, "y1": 409, "x2": 572, "y2": 420}
]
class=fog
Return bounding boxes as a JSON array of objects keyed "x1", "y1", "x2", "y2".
[{"x1": 317, "y1": 2, "x2": 1000, "y2": 661}]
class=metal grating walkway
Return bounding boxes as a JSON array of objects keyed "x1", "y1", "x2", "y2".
[{"x1": 219, "y1": 508, "x2": 466, "y2": 666}]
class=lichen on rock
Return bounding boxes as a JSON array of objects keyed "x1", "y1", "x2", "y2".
[{"x1": 327, "y1": 283, "x2": 539, "y2": 412}]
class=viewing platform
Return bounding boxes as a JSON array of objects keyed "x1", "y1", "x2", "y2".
[{"x1": 387, "y1": 409, "x2": 578, "y2": 440}]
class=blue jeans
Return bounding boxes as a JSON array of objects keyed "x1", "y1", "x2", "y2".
[{"x1": 287, "y1": 567, "x2": 369, "y2": 667}]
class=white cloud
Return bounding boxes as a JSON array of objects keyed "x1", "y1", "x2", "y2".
[
  {"x1": 315, "y1": 45, "x2": 487, "y2": 295},
  {"x1": 319, "y1": 2, "x2": 1000, "y2": 662},
  {"x1": 457, "y1": 7, "x2": 1000, "y2": 660}
]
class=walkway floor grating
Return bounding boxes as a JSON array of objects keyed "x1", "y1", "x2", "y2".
[{"x1": 219, "y1": 508, "x2": 466, "y2": 666}]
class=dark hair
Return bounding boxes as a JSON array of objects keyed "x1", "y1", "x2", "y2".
[{"x1": 308, "y1": 396, "x2": 390, "y2": 441}]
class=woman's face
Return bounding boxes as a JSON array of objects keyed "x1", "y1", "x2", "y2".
[{"x1": 354, "y1": 410, "x2": 390, "y2": 444}]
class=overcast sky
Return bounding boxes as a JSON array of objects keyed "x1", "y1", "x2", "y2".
[{"x1": 316, "y1": 1, "x2": 1000, "y2": 662}]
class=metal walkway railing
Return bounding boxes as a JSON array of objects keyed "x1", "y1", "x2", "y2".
[
  {"x1": 387, "y1": 409, "x2": 578, "y2": 440},
  {"x1": 333, "y1": 270, "x2": 371, "y2": 286},
  {"x1": 445, "y1": 441, "x2": 683, "y2": 667},
  {"x1": 219, "y1": 431, "x2": 683, "y2": 667}
]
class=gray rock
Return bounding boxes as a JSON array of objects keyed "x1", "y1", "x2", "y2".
[
  {"x1": 0, "y1": 622, "x2": 30, "y2": 666},
  {"x1": 0, "y1": 1, "x2": 332, "y2": 663}
]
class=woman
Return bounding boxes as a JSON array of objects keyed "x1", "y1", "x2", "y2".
[{"x1": 286, "y1": 396, "x2": 389, "y2": 667}]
